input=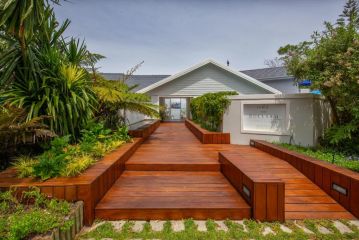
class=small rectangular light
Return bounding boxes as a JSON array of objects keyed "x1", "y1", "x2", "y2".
[
  {"x1": 243, "y1": 185, "x2": 251, "y2": 199},
  {"x1": 250, "y1": 140, "x2": 255, "y2": 147},
  {"x1": 332, "y1": 183, "x2": 347, "y2": 196}
]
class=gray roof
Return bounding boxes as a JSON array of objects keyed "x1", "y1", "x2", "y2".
[
  {"x1": 241, "y1": 66, "x2": 293, "y2": 81},
  {"x1": 100, "y1": 66, "x2": 292, "y2": 91},
  {"x1": 100, "y1": 73, "x2": 169, "y2": 92}
]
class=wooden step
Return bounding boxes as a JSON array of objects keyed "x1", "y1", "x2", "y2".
[
  {"x1": 95, "y1": 171, "x2": 251, "y2": 220},
  {"x1": 125, "y1": 162, "x2": 220, "y2": 171}
]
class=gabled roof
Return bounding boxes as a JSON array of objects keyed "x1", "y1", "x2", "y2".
[
  {"x1": 136, "y1": 59, "x2": 281, "y2": 94},
  {"x1": 100, "y1": 73, "x2": 170, "y2": 92},
  {"x1": 241, "y1": 66, "x2": 293, "y2": 81}
]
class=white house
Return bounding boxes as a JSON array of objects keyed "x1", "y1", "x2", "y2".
[
  {"x1": 103, "y1": 59, "x2": 282, "y2": 121},
  {"x1": 101, "y1": 59, "x2": 330, "y2": 146}
]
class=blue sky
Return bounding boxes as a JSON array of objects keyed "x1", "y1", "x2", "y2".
[{"x1": 54, "y1": 0, "x2": 344, "y2": 74}]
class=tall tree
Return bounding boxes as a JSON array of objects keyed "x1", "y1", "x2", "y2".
[
  {"x1": 278, "y1": 0, "x2": 359, "y2": 151},
  {"x1": 0, "y1": 0, "x2": 96, "y2": 138}
]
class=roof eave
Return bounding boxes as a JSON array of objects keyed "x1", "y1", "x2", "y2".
[{"x1": 137, "y1": 59, "x2": 281, "y2": 94}]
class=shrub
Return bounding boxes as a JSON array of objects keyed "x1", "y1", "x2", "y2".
[
  {"x1": 12, "y1": 156, "x2": 38, "y2": 178},
  {"x1": 0, "y1": 188, "x2": 72, "y2": 240},
  {"x1": 61, "y1": 155, "x2": 95, "y2": 177},
  {"x1": 190, "y1": 91, "x2": 237, "y2": 131},
  {"x1": 15, "y1": 122, "x2": 131, "y2": 180},
  {"x1": 278, "y1": 143, "x2": 359, "y2": 172}
]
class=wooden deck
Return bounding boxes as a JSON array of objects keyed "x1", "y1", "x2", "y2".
[
  {"x1": 125, "y1": 122, "x2": 234, "y2": 171},
  {"x1": 97, "y1": 123, "x2": 251, "y2": 220},
  {"x1": 95, "y1": 171, "x2": 251, "y2": 220},
  {"x1": 96, "y1": 122, "x2": 355, "y2": 221},
  {"x1": 220, "y1": 150, "x2": 355, "y2": 220}
]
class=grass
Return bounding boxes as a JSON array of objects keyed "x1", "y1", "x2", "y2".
[
  {"x1": 277, "y1": 143, "x2": 359, "y2": 173},
  {"x1": 79, "y1": 219, "x2": 359, "y2": 240}
]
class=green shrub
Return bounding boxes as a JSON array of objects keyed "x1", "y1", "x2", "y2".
[
  {"x1": 61, "y1": 154, "x2": 95, "y2": 177},
  {"x1": 14, "y1": 122, "x2": 131, "y2": 180},
  {"x1": 278, "y1": 143, "x2": 359, "y2": 172},
  {"x1": 190, "y1": 91, "x2": 237, "y2": 131},
  {"x1": 0, "y1": 188, "x2": 72, "y2": 240},
  {"x1": 12, "y1": 156, "x2": 38, "y2": 178}
]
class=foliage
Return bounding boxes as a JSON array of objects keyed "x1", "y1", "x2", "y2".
[
  {"x1": 0, "y1": 0, "x2": 98, "y2": 139},
  {"x1": 277, "y1": 143, "x2": 359, "y2": 173},
  {"x1": 12, "y1": 156, "x2": 37, "y2": 178},
  {"x1": 94, "y1": 74, "x2": 159, "y2": 128},
  {"x1": 190, "y1": 91, "x2": 237, "y2": 131},
  {"x1": 0, "y1": 187, "x2": 72, "y2": 240},
  {"x1": 14, "y1": 122, "x2": 131, "y2": 180},
  {"x1": 0, "y1": 105, "x2": 55, "y2": 151},
  {"x1": 277, "y1": 0, "x2": 359, "y2": 152}
]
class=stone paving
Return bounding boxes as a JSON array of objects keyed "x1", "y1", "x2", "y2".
[{"x1": 80, "y1": 219, "x2": 359, "y2": 239}]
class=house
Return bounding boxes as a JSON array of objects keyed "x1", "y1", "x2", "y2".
[
  {"x1": 101, "y1": 59, "x2": 298, "y2": 121},
  {"x1": 241, "y1": 66, "x2": 299, "y2": 94}
]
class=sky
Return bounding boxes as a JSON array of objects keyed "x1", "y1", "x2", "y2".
[{"x1": 54, "y1": 0, "x2": 345, "y2": 74}]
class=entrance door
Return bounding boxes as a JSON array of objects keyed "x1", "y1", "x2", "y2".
[{"x1": 161, "y1": 97, "x2": 189, "y2": 121}]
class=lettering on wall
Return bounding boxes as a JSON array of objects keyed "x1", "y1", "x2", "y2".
[{"x1": 241, "y1": 103, "x2": 288, "y2": 135}]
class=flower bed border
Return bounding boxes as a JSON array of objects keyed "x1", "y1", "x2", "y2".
[
  {"x1": 250, "y1": 139, "x2": 359, "y2": 219},
  {"x1": 128, "y1": 119, "x2": 160, "y2": 139},
  {"x1": 185, "y1": 119, "x2": 230, "y2": 144},
  {"x1": 0, "y1": 138, "x2": 143, "y2": 226},
  {"x1": 0, "y1": 120, "x2": 161, "y2": 226},
  {"x1": 32, "y1": 201, "x2": 84, "y2": 240}
]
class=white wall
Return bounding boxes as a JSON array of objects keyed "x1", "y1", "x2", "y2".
[
  {"x1": 222, "y1": 94, "x2": 332, "y2": 147},
  {"x1": 125, "y1": 111, "x2": 147, "y2": 125},
  {"x1": 147, "y1": 63, "x2": 272, "y2": 97}
]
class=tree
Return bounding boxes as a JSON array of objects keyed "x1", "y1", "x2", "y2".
[
  {"x1": 93, "y1": 64, "x2": 159, "y2": 129},
  {"x1": 264, "y1": 57, "x2": 284, "y2": 68},
  {"x1": 278, "y1": 0, "x2": 359, "y2": 152},
  {"x1": 0, "y1": 1, "x2": 97, "y2": 138}
]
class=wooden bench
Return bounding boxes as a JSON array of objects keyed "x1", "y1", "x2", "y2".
[
  {"x1": 251, "y1": 140, "x2": 359, "y2": 219},
  {"x1": 128, "y1": 119, "x2": 160, "y2": 139},
  {"x1": 219, "y1": 152, "x2": 285, "y2": 222},
  {"x1": 185, "y1": 119, "x2": 230, "y2": 144}
]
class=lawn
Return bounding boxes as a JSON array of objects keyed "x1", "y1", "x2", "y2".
[
  {"x1": 277, "y1": 143, "x2": 359, "y2": 173},
  {"x1": 79, "y1": 219, "x2": 359, "y2": 240}
]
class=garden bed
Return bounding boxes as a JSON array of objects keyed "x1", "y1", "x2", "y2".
[
  {"x1": 250, "y1": 140, "x2": 359, "y2": 219},
  {"x1": 185, "y1": 119, "x2": 230, "y2": 144},
  {"x1": 0, "y1": 188, "x2": 83, "y2": 240},
  {"x1": 0, "y1": 138, "x2": 143, "y2": 226},
  {"x1": 128, "y1": 119, "x2": 160, "y2": 139}
]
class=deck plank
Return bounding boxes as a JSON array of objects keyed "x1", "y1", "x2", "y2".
[{"x1": 95, "y1": 171, "x2": 251, "y2": 220}]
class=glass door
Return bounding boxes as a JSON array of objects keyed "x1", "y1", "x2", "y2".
[{"x1": 160, "y1": 97, "x2": 188, "y2": 121}]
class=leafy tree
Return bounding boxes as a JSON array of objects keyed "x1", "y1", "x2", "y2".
[
  {"x1": 94, "y1": 74, "x2": 159, "y2": 128},
  {"x1": 278, "y1": 0, "x2": 359, "y2": 152},
  {"x1": 0, "y1": 1, "x2": 96, "y2": 138}
]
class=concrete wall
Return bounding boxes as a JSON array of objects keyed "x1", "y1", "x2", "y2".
[{"x1": 222, "y1": 94, "x2": 332, "y2": 147}]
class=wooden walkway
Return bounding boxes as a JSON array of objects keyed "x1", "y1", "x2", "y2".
[
  {"x1": 96, "y1": 123, "x2": 250, "y2": 220},
  {"x1": 220, "y1": 150, "x2": 355, "y2": 220},
  {"x1": 126, "y1": 122, "x2": 235, "y2": 171},
  {"x1": 95, "y1": 122, "x2": 355, "y2": 220}
]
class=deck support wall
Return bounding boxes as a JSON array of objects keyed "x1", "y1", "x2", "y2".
[
  {"x1": 251, "y1": 140, "x2": 359, "y2": 219},
  {"x1": 219, "y1": 153, "x2": 285, "y2": 222},
  {"x1": 185, "y1": 119, "x2": 230, "y2": 144}
]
